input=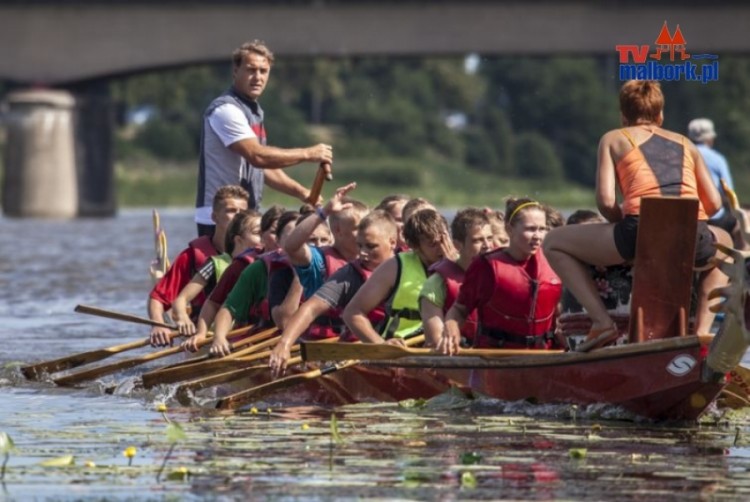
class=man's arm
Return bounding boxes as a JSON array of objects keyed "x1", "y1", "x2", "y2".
[
  {"x1": 147, "y1": 298, "x2": 172, "y2": 347},
  {"x1": 342, "y1": 258, "x2": 398, "y2": 344},
  {"x1": 181, "y1": 298, "x2": 219, "y2": 353},
  {"x1": 439, "y1": 302, "x2": 469, "y2": 356},
  {"x1": 208, "y1": 306, "x2": 235, "y2": 357},
  {"x1": 229, "y1": 138, "x2": 332, "y2": 169},
  {"x1": 270, "y1": 270, "x2": 302, "y2": 330},
  {"x1": 283, "y1": 182, "x2": 357, "y2": 266},
  {"x1": 269, "y1": 296, "x2": 330, "y2": 377},
  {"x1": 263, "y1": 169, "x2": 311, "y2": 203}
]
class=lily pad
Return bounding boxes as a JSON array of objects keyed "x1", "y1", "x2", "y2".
[{"x1": 39, "y1": 455, "x2": 75, "y2": 467}]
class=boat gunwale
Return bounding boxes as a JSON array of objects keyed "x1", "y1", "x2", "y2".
[{"x1": 362, "y1": 335, "x2": 708, "y2": 369}]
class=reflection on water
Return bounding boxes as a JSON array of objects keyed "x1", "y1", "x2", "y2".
[{"x1": 2, "y1": 210, "x2": 750, "y2": 499}]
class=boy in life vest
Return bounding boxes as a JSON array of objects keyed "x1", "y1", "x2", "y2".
[
  {"x1": 268, "y1": 210, "x2": 399, "y2": 376},
  {"x1": 149, "y1": 185, "x2": 249, "y2": 347},
  {"x1": 171, "y1": 209, "x2": 262, "y2": 336},
  {"x1": 440, "y1": 198, "x2": 562, "y2": 354},
  {"x1": 420, "y1": 208, "x2": 494, "y2": 347},
  {"x1": 184, "y1": 210, "x2": 301, "y2": 354},
  {"x1": 268, "y1": 211, "x2": 333, "y2": 329},
  {"x1": 343, "y1": 209, "x2": 455, "y2": 344},
  {"x1": 375, "y1": 194, "x2": 410, "y2": 251},
  {"x1": 186, "y1": 207, "x2": 280, "y2": 341},
  {"x1": 280, "y1": 182, "x2": 368, "y2": 337},
  {"x1": 485, "y1": 209, "x2": 509, "y2": 249}
]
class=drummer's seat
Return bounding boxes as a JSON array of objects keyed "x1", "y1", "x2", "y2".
[{"x1": 628, "y1": 196, "x2": 699, "y2": 342}]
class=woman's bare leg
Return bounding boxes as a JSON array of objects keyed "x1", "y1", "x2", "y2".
[
  {"x1": 695, "y1": 227, "x2": 732, "y2": 334},
  {"x1": 543, "y1": 223, "x2": 624, "y2": 330}
]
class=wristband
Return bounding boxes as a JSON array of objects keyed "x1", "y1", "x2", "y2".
[{"x1": 316, "y1": 206, "x2": 328, "y2": 221}]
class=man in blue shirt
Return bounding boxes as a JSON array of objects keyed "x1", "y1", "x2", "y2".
[{"x1": 689, "y1": 118, "x2": 746, "y2": 249}]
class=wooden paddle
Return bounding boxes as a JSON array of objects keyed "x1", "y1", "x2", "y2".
[
  {"x1": 141, "y1": 326, "x2": 277, "y2": 377},
  {"x1": 140, "y1": 328, "x2": 280, "y2": 388},
  {"x1": 21, "y1": 337, "x2": 159, "y2": 380},
  {"x1": 53, "y1": 325, "x2": 255, "y2": 387},
  {"x1": 74, "y1": 304, "x2": 176, "y2": 329},
  {"x1": 174, "y1": 355, "x2": 304, "y2": 405},
  {"x1": 21, "y1": 305, "x2": 178, "y2": 379},
  {"x1": 215, "y1": 335, "x2": 425, "y2": 410},
  {"x1": 301, "y1": 341, "x2": 562, "y2": 362},
  {"x1": 149, "y1": 209, "x2": 170, "y2": 285},
  {"x1": 305, "y1": 162, "x2": 333, "y2": 205},
  {"x1": 171, "y1": 336, "x2": 342, "y2": 400},
  {"x1": 215, "y1": 359, "x2": 354, "y2": 410}
]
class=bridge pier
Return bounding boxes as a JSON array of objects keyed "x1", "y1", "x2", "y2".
[
  {"x1": 2, "y1": 85, "x2": 116, "y2": 218},
  {"x1": 2, "y1": 89, "x2": 79, "y2": 218},
  {"x1": 71, "y1": 81, "x2": 116, "y2": 217}
]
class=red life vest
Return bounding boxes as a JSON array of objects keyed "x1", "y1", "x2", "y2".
[
  {"x1": 246, "y1": 249, "x2": 289, "y2": 324},
  {"x1": 303, "y1": 246, "x2": 350, "y2": 340},
  {"x1": 187, "y1": 235, "x2": 218, "y2": 275},
  {"x1": 236, "y1": 246, "x2": 263, "y2": 265},
  {"x1": 350, "y1": 260, "x2": 386, "y2": 333},
  {"x1": 477, "y1": 249, "x2": 562, "y2": 349},
  {"x1": 430, "y1": 258, "x2": 478, "y2": 343},
  {"x1": 186, "y1": 235, "x2": 219, "y2": 313}
]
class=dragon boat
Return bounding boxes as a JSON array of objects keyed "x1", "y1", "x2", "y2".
[{"x1": 298, "y1": 197, "x2": 750, "y2": 421}]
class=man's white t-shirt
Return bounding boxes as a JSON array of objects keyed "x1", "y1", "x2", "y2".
[{"x1": 195, "y1": 103, "x2": 257, "y2": 225}]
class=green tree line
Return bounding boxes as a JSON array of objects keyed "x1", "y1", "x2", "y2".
[{"x1": 111, "y1": 55, "x2": 750, "y2": 196}]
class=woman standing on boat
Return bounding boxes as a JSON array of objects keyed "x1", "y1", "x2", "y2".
[
  {"x1": 543, "y1": 80, "x2": 731, "y2": 351},
  {"x1": 439, "y1": 198, "x2": 562, "y2": 354}
]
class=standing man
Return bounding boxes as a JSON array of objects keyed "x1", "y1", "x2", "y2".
[
  {"x1": 688, "y1": 118, "x2": 745, "y2": 249},
  {"x1": 196, "y1": 40, "x2": 333, "y2": 236}
]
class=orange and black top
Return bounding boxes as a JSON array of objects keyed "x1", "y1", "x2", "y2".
[{"x1": 616, "y1": 128, "x2": 708, "y2": 221}]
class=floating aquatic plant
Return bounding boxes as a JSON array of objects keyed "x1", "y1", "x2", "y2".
[
  {"x1": 460, "y1": 471, "x2": 477, "y2": 489},
  {"x1": 569, "y1": 448, "x2": 587, "y2": 459},
  {"x1": 157, "y1": 421, "x2": 186, "y2": 483},
  {"x1": 123, "y1": 446, "x2": 137, "y2": 466},
  {"x1": 39, "y1": 455, "x2": 75, "y2": 467},
  {"x1": 330, "y1": 414, "x2": 344, "y2": 445},
  {"x1": 0, "y1": 432, "x2": 15, "y2": 480},
  {"x1": 459, "y1": 452, "x2": 482, "y2": 465}
]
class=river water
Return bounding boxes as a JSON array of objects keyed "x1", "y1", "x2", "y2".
[{"x1": 2, "y1": 209, "x2": 750, "y2": 501}]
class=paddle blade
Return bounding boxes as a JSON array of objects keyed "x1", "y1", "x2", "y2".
[{"x1": 21, "y1": 338, "x2": 149, "y2": 380}]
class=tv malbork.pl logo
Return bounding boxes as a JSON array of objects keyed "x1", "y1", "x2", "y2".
[{"x1": 616, "y1": 22, "x2": 719, "y2": 84}]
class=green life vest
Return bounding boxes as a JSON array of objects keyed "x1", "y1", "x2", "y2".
[
  {"x1": 382, "y1": 250, "x2": 427, "y2": 339},
  {"x1": 210, "y1": 253, "x2": 232, "y2": 280}
]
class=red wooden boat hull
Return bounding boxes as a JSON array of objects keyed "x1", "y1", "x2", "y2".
[
  {"x1": 363, "y1": 336, "x2": 726, "y2": 421},
  {"x1": 211, "y1": 364, "x2": 471, "y2": 408}
]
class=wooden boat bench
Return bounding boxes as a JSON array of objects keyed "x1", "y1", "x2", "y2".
[{"x1": 628, "y1": 196, "x2": 698, "y2": 342}]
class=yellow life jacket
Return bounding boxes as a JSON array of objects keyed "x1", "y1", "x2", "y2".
[
  {"x1": 210, "y1": 253, "x2": 232, "y2": 280},
  {"x1": 381, "y1": 251, "x2": 427, "y2": 339}
]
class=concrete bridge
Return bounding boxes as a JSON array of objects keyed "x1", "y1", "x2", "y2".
[{"x1": 1, "y1": 0, "x2": 748, "y2": 216}]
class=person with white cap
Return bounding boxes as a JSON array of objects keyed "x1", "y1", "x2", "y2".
[{"x1": 688, "y1": 118, "x2": 745, "y2": 248}]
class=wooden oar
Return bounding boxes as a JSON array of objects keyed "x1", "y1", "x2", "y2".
[
  {"x1": 74, "y1": 304, "x2": 175, "y2": 329},
  {"x1": 141, "y1": 326, "x2": 276, "y2": 377},
  {"x1": 53, "y1": 325, "x2": 255, "y2": 387},
  {"x1": 21, "y1": 306, "x2": 177, "y2": 379},
  {"x1": 215, "y1": 336, "x2": 425, "y2": 410},
  {"x1": 174, "y1": 355, "x2": 304, "y2": 405},
  {"x1": 216, "y1": 359, "x2": 354, "y2": 410},
  {"x1": 140, "y1": 328, "x2": 280, "y2": 388},
  {"x1": 305, "y1": 162, "x2": 333, "y2": 205},
  {"x1": 172, "y1": 336, "x2": 342, "y2": 401},
  {"x1": 21, "y1": 336, "x2": 166, "y2": 380},
  {"x1": 301, "y1": 341, "x2": 562, "y2": 362}
]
